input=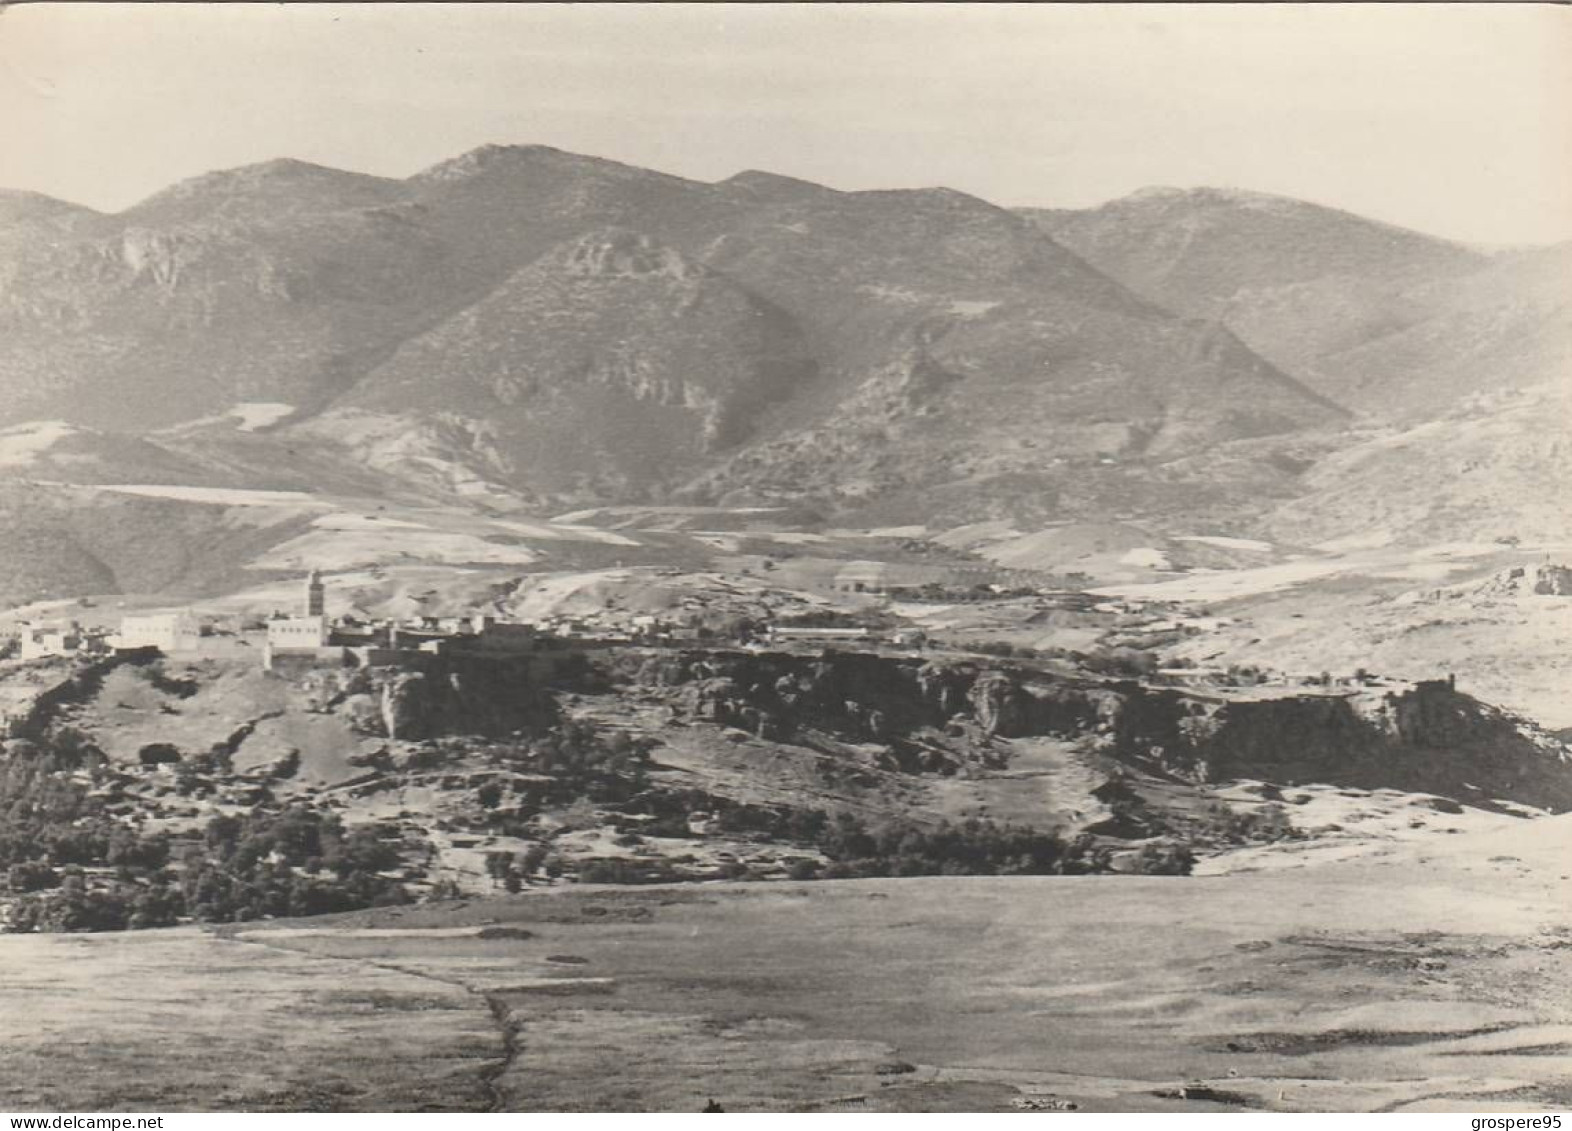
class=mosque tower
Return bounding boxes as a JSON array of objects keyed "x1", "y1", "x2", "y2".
[{"x1": 305, "y1": 570, "x2": 325, "y2": 618}]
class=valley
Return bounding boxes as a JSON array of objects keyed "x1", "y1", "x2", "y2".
[{"x1": 0, "y1": 139, "x2": 1567, "y2": 1114}]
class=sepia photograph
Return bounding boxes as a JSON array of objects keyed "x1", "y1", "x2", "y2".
[{"x1": 0, "y1": 0, "x2": 1568, "y2": 1115}]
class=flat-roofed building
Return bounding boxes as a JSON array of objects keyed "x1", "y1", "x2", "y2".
[
  {"x1": 266, "y1": 615, "x2": 331, "y2": 650},
  {"x1": 18, "y1": 622, "x2": 101, "y2": 661},
  {"x1": 766, "y1": 625, "x2": 873, "y2": 644},
  {"x1": 116, "y1": 611, "x2": 201, "y2": 654}
]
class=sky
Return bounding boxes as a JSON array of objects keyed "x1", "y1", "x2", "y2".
[{"x1": 0, "y1": 3, "x2": 1568, "y2": 246}]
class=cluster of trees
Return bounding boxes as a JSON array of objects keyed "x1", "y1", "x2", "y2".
[
  {"x1": 0, "y1": 717, "x2": 413, "y2": 931},
  {"x1": 1187, "y1": 798, "x2": 1297, "y2": 845},
  {"x1": 483, "y1": 844, "x2": 556, "y2": 891},
  {"x1": 574, "y1": 856, "x2": 682, "y2": 884},
  {"x1": 799, "y1": 813, "x2": 1084, "y2": 878},
  {"x1": 1079, "y1": 647, "x2": 1162, "y2": 679},
  {"x1": 0, "y1": 818, "x2": 171, "y2": 874},
  {"x1": 464, "y1": 724, "x2": 658, "y2": 841},
  {"x1": 590, "y1": 790, "x2": 1204, "y2": 882},
  {"x1": 6, "y1": 807, "x2": 411, "y2": 932},
  {"x1": 637, "y1": 799, "x2": 1118, "y2": 879},
  {"x1": 530, "y1": 722, "x2": 652, "y2": 790},
  {"x1": 1220, "y1": 664, "x2": 1271, "y2": 687},
  {"x1": 5, "y1": 871, "x2": 184, "y2": 932},
  {"x1": 895, "y1": 582, "x2": 1040, "y2": 604},
  {"x1": 0, "y1": 732, "x2": 176, "y2": 888},
  {"x1": 473, "y1": 797, "x2": 1171, "y2": 889}
]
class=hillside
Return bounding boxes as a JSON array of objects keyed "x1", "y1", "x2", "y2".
[
  {"x1": 1266, "y1": 383, "x2": 1572, "y2": 548},
  {"x1": 667, "y1": 186, "x2": 1345, "y2": 515},
  {"x1": 342, "y1": 228, "x2": 816, "y2": 501},
  {"x1": 1023, "y1": 188, "x2": 1568, "y2": 418},
  {"x1": 1024, "y1": 187, "x2": 1484, "y2": 314},
  {"x1": 1307, "y1": 242, "x2": 1572, "y2": 415},
  {"x1": 0, "y1": 203, "x2": 472, "y2": 430}
]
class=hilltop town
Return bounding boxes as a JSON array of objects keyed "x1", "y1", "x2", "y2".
[{"x1": 2, "y1": 542, "x2": 1566, "y2": 937}]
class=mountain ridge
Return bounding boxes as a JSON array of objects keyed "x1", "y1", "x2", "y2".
[
  {"x1": 0, "y1": 143, "x2": 1562, "y2": 544},
  {"x1": 0, "y1": 144, "x2": 1352, "y2": 524}
]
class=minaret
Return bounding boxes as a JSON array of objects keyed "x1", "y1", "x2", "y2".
[{"x1": 305, "y1": 570, "x2": 325, "y2": 618}]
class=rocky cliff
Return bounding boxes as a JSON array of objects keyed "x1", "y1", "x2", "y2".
[{"x1": 602, "y1": 649, "x2": 1572, "y2": 812}]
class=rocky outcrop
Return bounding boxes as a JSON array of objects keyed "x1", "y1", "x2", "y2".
[
  {"x1": 302, "y1": 655, "x2": 563, "y2": 742},
  {"x1": 968, "y1": 671, "x2": 1029, "y2": 736},
  {"x1": 602, "y1": 646, "x2": 1572, "y2": 812},
  {"x1": 1450, "y1": 562, "x2": 1572, "y2": 600},
  {"x1": 1164, "y1": 680, "x2": 1572, "y2": 810},
  {"x1": 380, "y1": 672, "x2": 432, "y2": 742},
  {"x1": 1533, "y1": 564, "x2": 1572, "y2": 595},
  {"x1": 1, "y1": 649, "x2": 160, "y2": 742}
]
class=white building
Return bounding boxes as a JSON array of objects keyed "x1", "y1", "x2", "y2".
[
  {"x1": 266, "y1": 616, "x2": 331, "y2": 650},
  {"x1": 18, "y1": 623, "x2": 94, "y2": 661},
  {"x1": 264, "y1": 570, "x2": 334, "y2": 662},
  {"x1": 115, "y1": 611, "x2": 202, "y2": 654}
]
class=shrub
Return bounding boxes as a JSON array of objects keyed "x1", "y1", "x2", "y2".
[
  {"x1": 787, "y1": 858, "x2": 820, "y2": 881},
  {"x1": 1124, "y1": 842, "x2": 1195, "y2": 876}
]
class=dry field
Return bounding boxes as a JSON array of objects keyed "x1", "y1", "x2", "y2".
[{"x1": 1, "y1": 816, "x2": 1568, "y2": 1112}]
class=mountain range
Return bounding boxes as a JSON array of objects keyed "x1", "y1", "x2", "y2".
[{"x1": 0, "y1": 144, "x2": 1566, "y2": 549}]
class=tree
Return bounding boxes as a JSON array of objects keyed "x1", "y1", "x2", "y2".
[
  {"x1": 6, "y1": 859, "x2": 59, "y2": 893},
  {"x1": 484, "y1": 851, "x2": 516, "y2": 886},
  {"x1": 520, "y1": 843, "x2": 550, "y2": 877},
  {"x1": 476, "y1": 782, "x2": 504, "y2": 809},
  {"x1": 1128, "y1": 842, "x2": 1195, "y2": 876}
]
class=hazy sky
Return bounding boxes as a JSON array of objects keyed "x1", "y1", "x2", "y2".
[{"x1": 1, "y1": 3, "x2": 1567, "y2": 245}]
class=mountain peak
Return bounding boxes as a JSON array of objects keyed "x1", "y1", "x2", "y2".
[
  {"x1": 121, "y1": 158, "x2": 405, "y2": 225},
  {"x1": 716, "y1": 170, "x2": 830, "y2": 201},
  {"x1": 409, "y1": 143, "x2": 694, "y2": 190},
  {"x1": 411, "y1": 143, "x2": 563, "y2": 181},
  {"x1": 1120, "y1": 185, "x2": 1312, "y2": 213},
  {"x1": 137, "y1": 157, "x2": 395, "y2": 195}
]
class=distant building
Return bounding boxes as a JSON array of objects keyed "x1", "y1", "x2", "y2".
[
  {"x1": 266, "y1": 616, "x2": 331, "y2": 651},
  {"x1": 833, "y1": 561, "x2": 895, "y2": 594},
  {"x1": 766, "y1": 625, "x2": 873, "y2": 644},
  {"x1": 18, "y1": 622, "x2": 103, "y2": 661},
  {"x1": 461, "y1": 614, "x2": 537, "y2": 654},
  {"x1": 831, "y1": 560, "x2": 952, "y2": 596},
  {"x1": 115, "y1": 611, "x2": 201, "y2": 654},
  {"x1": 264, "y1": 570, "x2": 336, "y2": 668},
  {"x1": 262, "y1": 571, "x2": 558, "y2": 670}
]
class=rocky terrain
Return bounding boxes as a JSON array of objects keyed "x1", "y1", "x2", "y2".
[{"x1": 1, "y1": 637, "x2": 1566, "y2": 928}]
